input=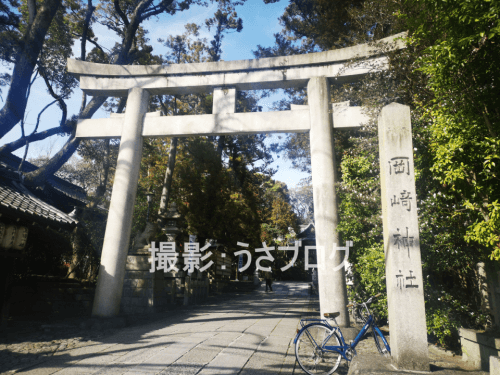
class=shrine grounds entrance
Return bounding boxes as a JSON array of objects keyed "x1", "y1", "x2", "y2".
[{"x1": 67, "y1": 32, "x2": 429, "y2": 371}]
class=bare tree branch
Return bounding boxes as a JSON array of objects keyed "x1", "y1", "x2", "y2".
[
  {"x1": 113, "y1": 0, "x2": 129, "y2": 27},
  {"x1": 20, "y1": 0, "x2": 189, "y2": 185},
  {"x1": 27, "y1": 0, "x2": 37, "y2": 26},
  {"x1": 0, "y1": 0, "x2": 62, "y2": 138},
  {"x1": 95, "y1": 98, "x2": 125, "y2": 199},
  {"x1": 18, "y1": 100, "x2": 55, "y2": 171},
  {"x1": 23, "y1": 136, "x2": 80, "y2": 186},
  {"x1": 38, "y1": 66, "x2": 68, "y2": 131},
  {"x1": 0, "y1": 124, "x2": 64, "y2": 154},
  {"x1": 81, "y1": 0, "x2": 96, "y2": 61}
]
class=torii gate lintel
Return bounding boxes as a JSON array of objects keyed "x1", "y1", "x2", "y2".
[{"x1": 75, "y1": 101, "x2": 368, "y2": 139}]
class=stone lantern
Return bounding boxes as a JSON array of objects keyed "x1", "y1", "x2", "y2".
[
  {"x1": 121, "y1": 202, "x2": 184, "y2": 315},
  {"x1": 161, "y1": 203, "x2": 182, "y2": 242}
]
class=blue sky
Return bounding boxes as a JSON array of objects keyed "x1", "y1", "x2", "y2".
[{"x1": 0, "y1": 0, "x2": 310, "y2": 188}]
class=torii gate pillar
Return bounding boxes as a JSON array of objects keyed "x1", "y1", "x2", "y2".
[
  {"x1": 92, "y1": 87, "x2": 150, "y2": 317},
  {"x1": 308, "y1": 77, "x2": 350, "y2": 326}
]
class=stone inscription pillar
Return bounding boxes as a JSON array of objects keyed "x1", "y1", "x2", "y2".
[
  {"x1": 378, "y1": 103, "x2": 429, "y2": 370},
  {"x1": 92, "y1": 87, "x2": 150, "y2": 317},
  {"x1": 308, "y1": 77, "x2": 350, "y2": 326}
]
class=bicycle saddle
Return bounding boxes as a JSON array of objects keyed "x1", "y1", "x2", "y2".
[{"x1": 323, "y1": 312, "x2": 340, "y2": 318}]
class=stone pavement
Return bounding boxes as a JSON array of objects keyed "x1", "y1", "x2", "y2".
[
  {"x1": 0, "y1": 281, "x2": 491, "y2": 374},
  {"x1": 1, "y1": 281, "x2": 312, "y2": 375}
]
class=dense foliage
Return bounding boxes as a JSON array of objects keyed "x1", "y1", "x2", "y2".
[
  {"x1": 262, "y1": 0, "x2": 499, "y2": 350},
  {"x1": 408, "y1": 0, "x2": 500, "y2": 260}
]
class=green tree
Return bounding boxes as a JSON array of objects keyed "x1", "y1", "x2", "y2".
[
  {"x1": 289, "y1": 181, "x2": 314, "y2": 224},
  {"x1": 256, "y1": 176, "x2": 300, "y2": 280},
  {"x1": 407, "y1": 0, "x2": 500, "y2": 260},
  {"x1": 261, "y1": 0, "x2": 498, "y2": 348},
  {"x1": 258, "y1": 178, "x2": 298, "y2": 244}
]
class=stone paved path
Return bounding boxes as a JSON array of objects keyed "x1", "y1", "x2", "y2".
[
  {"x1": 1, "y1": 282, "x2": 315, "y2": 375},
  {"x1": 0, "y1": 281, "x2": 490, "y2": 374}
]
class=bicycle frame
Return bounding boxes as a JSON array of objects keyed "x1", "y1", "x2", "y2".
[{"x1": 294, "y1": 313, "x2": 389, "y2": 362}]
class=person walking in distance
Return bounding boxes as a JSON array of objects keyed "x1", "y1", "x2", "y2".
[{"x1": 265, "y1": 270, "x2": 273, "y2": 292}]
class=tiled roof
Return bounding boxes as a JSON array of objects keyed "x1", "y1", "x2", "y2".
[
  {"x1": 297, "y1": 223, "x2": 315, "y2": 240},
  {"x1": 0, "y1": 168, "x2": 78, "y2": 228},
  {"x1": 0, "y1": 153, "x2": 87, "y2": 202}
]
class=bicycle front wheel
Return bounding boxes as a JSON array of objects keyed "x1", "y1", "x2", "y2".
[
  {"x1": 372, "y1": 326, "x2": 391, "y2": 355},
  {"x1": 295, "y1": 323, "x2": 342, "y2": 375}
]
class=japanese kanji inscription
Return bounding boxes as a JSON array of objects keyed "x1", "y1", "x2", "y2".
[{"x1": 378, "y1": 103, "x2": 429, "y2": 370}]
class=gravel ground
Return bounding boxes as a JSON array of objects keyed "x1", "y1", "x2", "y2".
[{"x1": 0, "y1": 315, "x2": 129, "y2": 374}]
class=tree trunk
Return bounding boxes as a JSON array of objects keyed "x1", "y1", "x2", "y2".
[
  {"x1": 23, "y1": 135, "x2": 80, "y2": 186},
  {"x1": 22, "y1": 96, "x2": 107, "y2": 186},
  {"x1": 94, "y1": 98, "x2": 125, "y2": 200},
  {"x1": 0, "y1": 125, "x2": 66, "y2": 154},
  {"x1": 67, "y1": 226, "x2": 85, "y2": 279},
  {"x1": 217, "y1": 135, "x2": 225, "y2": 159},
  {"x1": 158, "y1": 137, "x2": 178, "y2": 224},
  {"x1": 15, "y1": 0, "x2": 158, "y2": 185},
  {"x1": 0, "y1": 0, "x2": 62, "y2": 139}
]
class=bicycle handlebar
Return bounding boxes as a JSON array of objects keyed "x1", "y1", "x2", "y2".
[{"x1": 346, "y1": 293, "x2": 382, "y2": 308}]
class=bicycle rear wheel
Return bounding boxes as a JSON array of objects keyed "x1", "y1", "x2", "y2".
[
  {"x1": 372, "y1": 326, "x2": 391, "y2": 355},
  {"x1": 295, "y1": 323, "x2": 342, "y2": 375}
]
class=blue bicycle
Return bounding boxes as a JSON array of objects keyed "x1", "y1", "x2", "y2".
[{"x1": 294, "y1": 294, "x2": 390, "y2": 374}]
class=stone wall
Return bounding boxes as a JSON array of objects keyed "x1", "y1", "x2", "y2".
[
  {"x1": 120, "y1": 246, "x2": 212, "y2": 314},
  {"x1": 460, "y1": 328, "x2": 500, "y2": 371},
  {"x1": 121, "y1": 251, "x2": 173, "y2": 315},
  {"x1": 9, "y1": 279, "x2": 94, "y2": 317}
]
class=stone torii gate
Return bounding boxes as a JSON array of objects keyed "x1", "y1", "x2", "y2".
[{"x1": 67, "y1": 32, "x2": 429, "y2": 371}]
